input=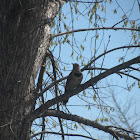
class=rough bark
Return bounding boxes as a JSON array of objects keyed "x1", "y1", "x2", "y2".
[{"x1": 0, "y1": 0, "x2": 62, "y2": 139}]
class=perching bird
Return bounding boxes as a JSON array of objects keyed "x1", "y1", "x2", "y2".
[{"x1": 63, "y1": 63, "x2": 83, "y2": 105}]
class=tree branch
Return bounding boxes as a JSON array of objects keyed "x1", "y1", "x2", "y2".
[
  {"x1": 31, "y1": 130, "x2": 97, "y2": 140},
  {"x1": 48, "y1": 50, "x2": 65, "y2": 140},
  {"x1": 52, "y1": 27, "x2": 140, "y2": 38},
  {"x1": 64, "y1": 0, "x2": 103, "y2": 3},
  {"x1": 34, "y1": 45, "x2": 139, "y2": 100},
  {"x1": 28, "y1": 56, "x2": 140, "y2": 120},
  {"x1": 85, "y1": 67, "x2": 140, "y2": 81},
  {"x1": 82, "y1": 45, "x2": 140, "y2": 71},
  {"x1": 30, "y1": 109, "x2": 135, "y2": 140}
]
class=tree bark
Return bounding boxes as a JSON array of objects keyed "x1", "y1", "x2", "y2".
[{"x1": 0, "y1": 0, "x2": 62, "y2": 139}]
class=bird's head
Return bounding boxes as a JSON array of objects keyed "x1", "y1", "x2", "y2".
[{"x1": 72, "y1": 63, "x2": 81, "y2": 72}]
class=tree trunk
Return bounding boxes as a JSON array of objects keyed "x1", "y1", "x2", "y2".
[{"x1": 0, "y1": 0, "x2": 62, "y2": 139}]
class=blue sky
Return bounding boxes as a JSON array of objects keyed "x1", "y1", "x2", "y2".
[{"x1": 32, "y1": 0, "x2": 140, "y2": 139}]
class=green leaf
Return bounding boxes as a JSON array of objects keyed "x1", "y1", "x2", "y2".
[
  {"x1": 74, "y1": 123, "x2": 78, "y2": 129},
  {"x1": 81, "y1": 60, "x2": 84, "y2": 66},
  {"x1": 93, "y1": 94, "x2": 97, "y2": 101},
  {"x1": 75, "y1": 7, "x2": 77, "y2": 14},
  {"x1": 114, "y1": 9, "x2": 117, "y2": 14},
  {"x1": 92, "y1": 4, "x2": 97, "y2": 14},
  {"x1": 52, "y1": 122, "x2": 56, "y2": 128},
  {"x1": 133, "y1": 35, "x2": 137, "y2": 40},
  {"x1": 76, "y1": 56, "x2": 79, "y2": 61},
  {"x1": 83, "y1": 90, "x2": 86, "y2": 96},
  {"x1": 122, "y1": 14, "x2": 126, "y2": 19},
  {"x1": 80, "y1": 45, "x2": 84, "y2": 51},
  {"x1": 101, "y1": 4, "x2": 105, "y2": 12},
  {"x1": 95, "y1": 118, "x2": 99, "y2": 122},
  {"x1": 42, "y1": 62, "x2": 46, "y2": 67},
  {"x1": 103, "y1": 18, "x2": 106, "y2": 23},
  {"x1": 71, "y1": 51, "x2": 74, "y2": 57},
  {"x1": 138, "y1": 81, "x2": 140, "y2": 88},
  {"x1": 79, "y1": 55, "x2": 82, "y2": 59},
  {"x1": 46, "y1": 119, "x2": 48, "y2": 123},
  {"x1": 88, "y1": 105, "x2": 91, "y2": 110},
  {"x1": 67, "y1": 39, "x2": 70, "y2": 43},
  {"x1": 91, "y1": 72, "x2": 93, "y2": 78},
  {"x1": 124, "y1": 20, "x2": 128, "y2": 27},
  {"x1": 90, "y1": 15, "x2": 93, "y2": 23},
  {"x1": 132, "y1": 21, "x2": 136, "y2": 28},
  {"x1": 104, "y1": 118, "x2": 109, "y2": 122},
  {"x1": 96, "y1": 34, "x2": 99, "y2": 39},
  {"x1": 100, "y1": 118, "x2": 104, "y2": 122}
]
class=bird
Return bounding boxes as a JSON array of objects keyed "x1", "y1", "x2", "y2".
[{"x1": 63, "y1": 63, "x2": 83, "y2": 105}]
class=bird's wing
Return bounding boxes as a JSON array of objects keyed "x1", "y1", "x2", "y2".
[{"x1": 65, "y1": 72, "x2": 73, "y2": 91}]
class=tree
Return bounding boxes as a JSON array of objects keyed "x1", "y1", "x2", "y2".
[
  {"x1": 0, "y1": 0, "x2": 62, "y2": 139},
  {"x1": 0, "y1": 0, "x2": 140, "y2": 140}
]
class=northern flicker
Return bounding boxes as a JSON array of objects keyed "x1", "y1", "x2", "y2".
[{"x1": 63, "y1": 63, "x2": 83, "y2": 105}]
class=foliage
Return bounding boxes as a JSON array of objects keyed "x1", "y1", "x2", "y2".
[
  {"x1": 30, "y1": 0, "x2": 140, "y2": 140},
  {"x1": 1, "y1": 0, "x2": 139, "y2": 140}
]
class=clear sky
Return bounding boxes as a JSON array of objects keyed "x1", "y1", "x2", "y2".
[{"x1": 32, "y1": 0, "x2": 140, "y2": 139}]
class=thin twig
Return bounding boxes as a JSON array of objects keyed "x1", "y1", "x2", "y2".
[
  {"x1": 112, "y1": 18, "x2": 127, "y2": 28},
  {"x1": 53, "y1": 27, "x2": 140, "y2": 38},
  {"x1": 48, "y1": 50, "x2": 65, "y2": 140},
  {"x1": 31, "y1": 131, "x2": 97, "y2": 140},
  {"x1": 65, "y1": 0, "x2": 103, "y2": 4},
  {"x1": 82, "y1": 45, "x2": 140, "y2": 71}
]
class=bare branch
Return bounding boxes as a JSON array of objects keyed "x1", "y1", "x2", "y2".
[
  {"x1": 52, "y1": 27, "x2": 140, "y2": 38},
  {"x1": 35, "y1": 45, "x2": 139, "y2": 100},
  {"x1": 108, "y1": 126, "x2": 140, "y2": 137},
  {"x1": 128, "y1": 66, "x2": 140, "y2": 72},
  {"x1": 112, "y1": 18, "x2": 127, "y2": 27},
  {"x1": 0, "y1": 122, "x2": 11, "y2": 128},
  {"x1": 30, "y1": 109, "x2": 135, "y2": 140},
  {"x1": 85, "y1": 67, "x2": 140, "y2": 81},
  {"x1": 31, "y1": 131, "x2": 97, "y2": 140},
  {"x1": 82, "y1": 45, "x2": 140, "y2": 71},
  {"x1": 64, "y1": 0, "x2": 103, "y2": 3},
  {"x1": 48, "y1": 50, "x2": 65, "y2": 140},
  {"x1": 28, "y1": 56, "x2": 140, "y2": 120}
]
